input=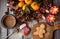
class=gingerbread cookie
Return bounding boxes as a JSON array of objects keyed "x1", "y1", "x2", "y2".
[{"x1": 33, "y1": 24, "x2": 46, "y2": 38}]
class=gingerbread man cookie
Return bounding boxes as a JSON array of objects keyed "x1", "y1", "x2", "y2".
[{"x1": 33, "y1": 24, "x2": 46, "y2": 38}]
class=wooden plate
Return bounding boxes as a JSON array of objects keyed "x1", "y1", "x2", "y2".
[{"x1": 32, "y1": 23, "x2": 60, "y2": 39}]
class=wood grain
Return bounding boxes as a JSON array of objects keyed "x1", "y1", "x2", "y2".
[{"x1": 32, "y1": 23, "x2": 60, "y2": 39}]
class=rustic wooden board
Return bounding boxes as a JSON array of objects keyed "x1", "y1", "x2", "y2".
[{"x1": 32, "y1": 23, "x2": 60, "y2": 39}]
